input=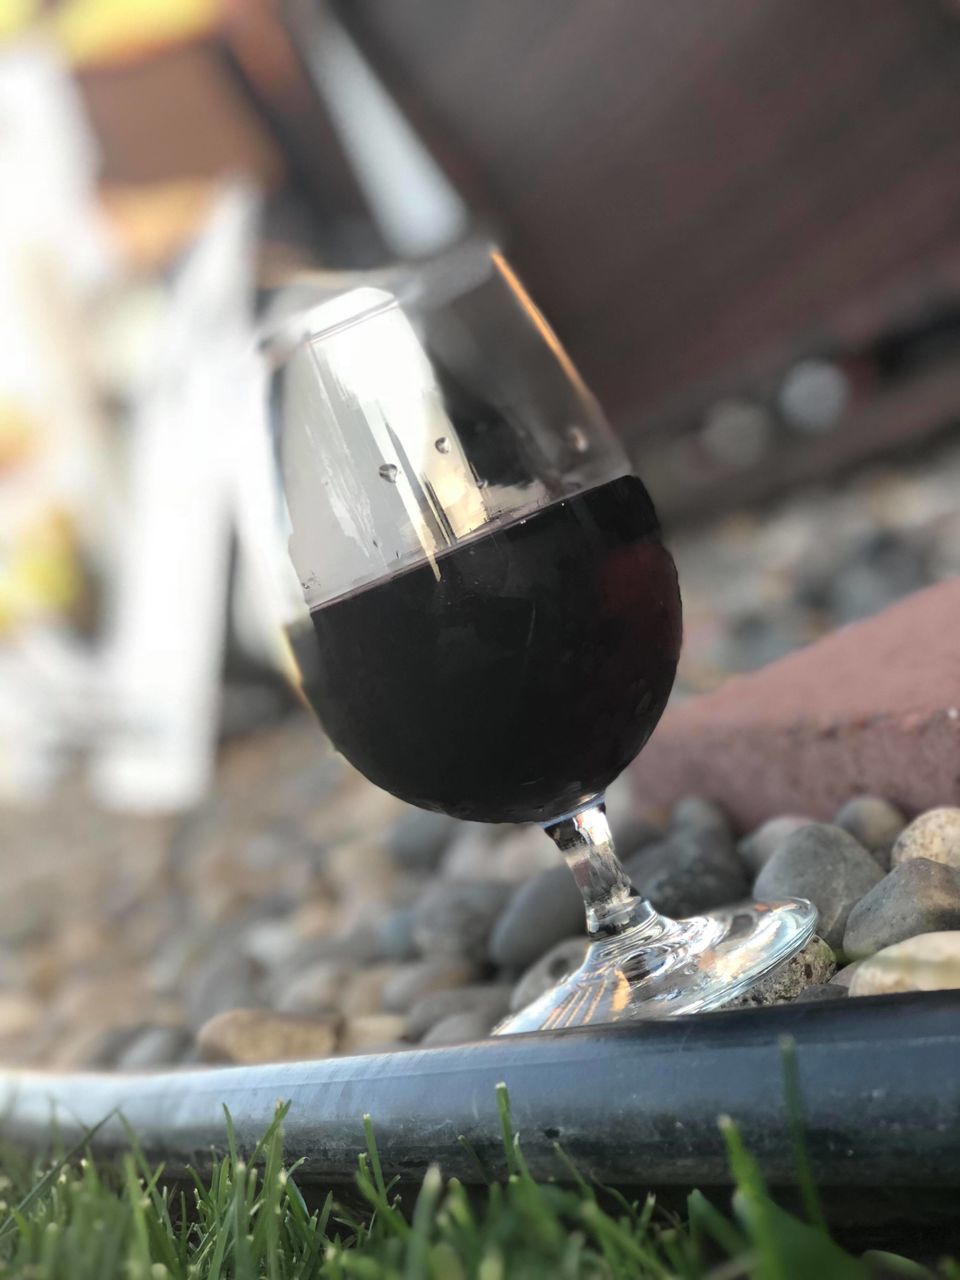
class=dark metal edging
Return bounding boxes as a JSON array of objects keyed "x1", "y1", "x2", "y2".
[{"x1": 1, "y1": 992, "x2": 957, "y2": 1191}]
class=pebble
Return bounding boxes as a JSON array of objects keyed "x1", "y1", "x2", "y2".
[
  {"x1": 842, "y1": 858, "x2": 960, "y2": 959},
  {"x1": 830, "y1": 962, "x2": 862, "y2": 989},
  {"x1": 381, "y1": 957, "x2": 479, "y2": 1013},
  {"x1": 340, "y1": 1014, "x2": 409, "y2": 1055},
  {"x1": 753, "y1": 824, "x2": 883, "y2": 950},
  {"x1": 488, "y1": 865, "x2": 585, "y2": 969},
  {"x1": 892, "y1": 808, "x2": 960, "y2": 871},
  {"x1": 412, "y1": 881, "x2": 512, "y2": 962},
  {"x1": 848, "y1": 932, "x2": 960, "y2": 997},
  {"x1": 184, "y1": 948, "x2": 261, "y2": 1031},
  {"x1": 439, "y1": 822, "x2": 500, "y2": 881},
  {"x1": 612, "y1": 817, "x2": 663, "y2": 861},
  {"x1": 603, "y1": 775, "x2": 663, "y2": 857},
  {"x1": 422, "y1": 1010, "x2": 496, "y2": 1046},
  {"x1": 198, "y1": 1009, "x2": 338, "y2": 1064},
  {"x1": 625, "y1": 830, "x2": 749, "y2": 919},
  {"x1": 406, "y1": 984, "x2": 512, "y2": 1040},
  {"x1": 372, "y1": 907, "x2": 420, "y2": 962},
  {"x1": 338, "y1": 965, "x2": 397, "y2": 1018},
  {"x1": 0, "y1": 991, "x2": 44, "y2": 1039},
  {"x1": 729, "y1": 936, "x2": 835, "y2": 1006},
  {"x1": 443, "y1": 824, "x2": 558, "y2": 883},
  {"x1": 241, "y1": 919, "x2": 301, "y2": 972},
  {"x1": 834, "y1": 796, "x2": 905, "y2": 870},
  {"x1": 115, "y1": 1025, "x2": 193, "y2": 1070},
  {"x1": 388, "y1": 809, "x2": 457, "y2": 872},
  {"x1": 274, "y1": 960, "x2": 348, "y2": 1015},
  {"x1": 670, "y1": 796, "x2": 733, "y2": 841},
  {"x1": 737, "y1": 817, "x2": 814, "y2": 876},
  {"x1": 509, "y1": 936, "x2": 591, "y2": 1013},
  {"x1": 46, "y1": 1024, "x2": 143, "y2": 1070},
  {"x1": 54, "y1": 974, "x2": 158, "y2": 1033},
  {"x1": 794, "y1": 983, "x2": 848, "y2": 1003}
]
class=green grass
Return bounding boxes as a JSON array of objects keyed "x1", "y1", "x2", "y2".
[{"x1": 0, "y1": 1083, "x2": 946, "y2": 1279}]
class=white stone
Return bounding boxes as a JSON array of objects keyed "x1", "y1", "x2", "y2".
[
  {"x1": 892, "y1": 808, "x2": 960, "y2": 870},
  {"x1": 848, "y1": 932, "x2": 960, "y2": 997}
]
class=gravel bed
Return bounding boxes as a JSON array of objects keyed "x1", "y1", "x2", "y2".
[{"x1": 2, "y1": 709, "x2": 959, "y2": 1069}]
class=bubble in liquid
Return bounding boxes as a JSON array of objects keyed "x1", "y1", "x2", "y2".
[
  {"x1": 566, "y1": 425, "x2": 589, "y2": 454},
  {"x1": 434, "y1": 436, "x2": 451, "y2": 454},
  {"x1": 378, "y1": 463, "x2": 399, "y2": 483}
]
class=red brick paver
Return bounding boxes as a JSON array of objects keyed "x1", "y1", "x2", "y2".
[{"x1": 630, "y1": 580, "x2": 960, "y2": 830}]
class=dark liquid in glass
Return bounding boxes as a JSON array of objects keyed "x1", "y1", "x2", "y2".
[{"x1": 290, "y1": 475, "x2": 682, "y2": 824}]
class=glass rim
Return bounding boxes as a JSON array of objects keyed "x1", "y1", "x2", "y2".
[{"x1": 256, "y1": 237, "x2": 502, "y2": 366}]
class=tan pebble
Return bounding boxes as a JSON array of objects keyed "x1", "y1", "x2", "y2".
[
  {"x1": 0, "y1": 991, "x2": 44, "y2": 1038},
  {"x1": 849, "y1": 932, "x2": 960, "y2": 997},
  {"x1": 292, "y1": 898, "x2": 339, "y2": 940},
  {"x1": 53, "y1": 976, "x2": 148, "y2": 1030},
  {"x1": 339, "y1": 1014, "x2": 408, "y2": 1055},
  {"x1": 338, "y1": 965, "x2": 395, "y2": 1017},
  {"x1": 20, "y1": 946, "x2": 60, "y2": 998},
  {"x1": 324, "y1": 840, "x2": 395, "y2": 900},
  {"x1": 198, "y1": 1009, "x2": 338, "y2": 1064},
  {"x1": 57, "y1": 919, "x2": 107, "y2": 967},
  {"x1": 892, "y1": 808, "x2": 960, "y2": 870}
]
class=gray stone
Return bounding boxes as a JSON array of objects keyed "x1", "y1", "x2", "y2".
[
  {"x1": 381, "y1": 957, "x2": 479, "y2": 1013},
  {"x1": 412, "y1": 881, "x2": 512, "y2": 962},
  {"x1": 488, "y1": 866, "x2": 585, "y2": 969},
  {"x1": 439, "y1": 823, "x2": 502, "y2": 880},
  {"x1": 625, "y1": 829, "x2": 749, "y2": 919},
  {"x1": 49, "y1": 1024, "x2": 144, "y2": 1069},
  {"x1": 613, "y1": 818, "x2": 664, "y2": 861},
  {"x1": 830, "y1": 962, "x2": 863, "y2": 989},
  {"x1": 604, "y1": 775, "x2": 663, "y2": 857},
  {"x1": 274, "y1": 960, "x2": 348, "y2": 1015},
  {"x1": 241, "y1": 919, "x2": 301, "y2": 972},
  {"x1": 827, "y1": 529, "x2": 928, "y2": 625},
  {"x1": 406, "y1": 984, "x2": 512, "y2": 1040},
  {"x1": 388, "y1": 809, "x2": 457, "y2": 872},
  {"x1": 670, "y1": 796, "x2": 733, "y2": 842},
  {"x1": 115, "y1": 1025, "x2": 192, "y2": 1070},
  {"x1": 737, "y1": 817, "x2": 814, "y2": 876},
  {"x1": 422, "y1": 1010, "x2": 496, "y2": 1046},
  {"x1": 729, "y1": 936, "x2": 835, "y2": 1006},
  {"x1": 373, "y1": 907, "x2": 419, "y2": 962},
  {"x1": 843, "y1": 858, "x2": 960, "y2": 959},
  {"x1": 834, "y1": 796, "x2": 905, "y2": 870},
  {"x1": 510, "y1": 937, "x2": 590, "y2": 1013},
  {"x1": 183, "y1": 946, "x2": 261, "y2": 1031},
  {"x1": 794, "y1": 983, "x2": 848, "y2": 1003},
  {"x1": 444, "y1": 825, "x2": 557, "y2": 884},
  {"x1": 753, "y1": 824, "x2": 883, "y2": 950},
  {"x1": 892, "y1": 808, "x2": 960, "y2": 871}
]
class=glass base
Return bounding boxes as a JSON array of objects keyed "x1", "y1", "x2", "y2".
[{"x1": 493, "y1": 898, "x2": 818, "y2": 1034}]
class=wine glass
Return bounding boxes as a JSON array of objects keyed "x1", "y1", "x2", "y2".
[{"x1": 262, "y1": 242, "x2": 816, "y2": 1033}]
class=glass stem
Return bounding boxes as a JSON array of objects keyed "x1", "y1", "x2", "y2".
[{"x1": 545, "y1": 802, "x2": 661, "y2": 938}]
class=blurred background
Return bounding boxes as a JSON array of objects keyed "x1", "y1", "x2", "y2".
[{"x1": 0, "y1": 0, "x2": 958, "y2": 1067}]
